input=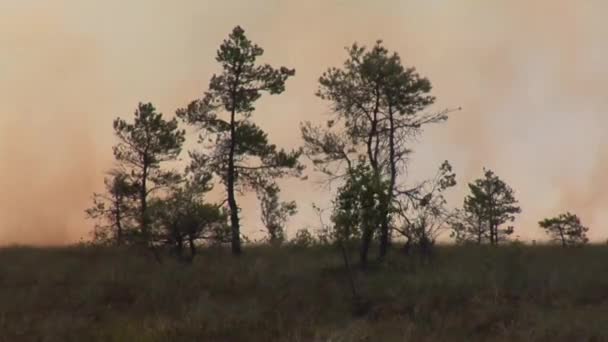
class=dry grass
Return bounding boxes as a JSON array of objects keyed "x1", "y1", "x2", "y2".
[{"x1": 1, "y1": 244, "x2": 608, "y2": 341}]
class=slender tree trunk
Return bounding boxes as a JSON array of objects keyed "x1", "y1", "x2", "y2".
[
  {"x1": 403, "y1": 236, "x2": 412, "y2": 255},
  {"x1": 359, "y1": 225, "x2": 373, "y2": 268},
  {"x1": 477, "y1": 217, "x2": 483, "y2": 244},
  {"x1": 362, "y1": 89, "x2": 382, "y2": 262},
  {"x1": 339, "y1": 240, "x2": 359, "y2": 302},
  {"x1": 379, "y1": 106, "x2": 397, "y2": 260},
  {"x1": 379, "y1": 207, "x2": 391, "y2": 258},
  {"x1": 115, "y1": 198, "x2": 123, "y2": 245},
  {"x1": 140, "y1": 160, "x2": 162, "y2": 263},
  {"x1": 228, "y1": 103, "x2": 241, "y2": 255},
  {"x1": 559, "y1": 227, "x2": 566, "y2": 247},
  {"x1": 176, "y1": 235, "x2": 184, "y2": 258},
  {"x1": 188, "y1": 233, "x2": 197, "y2": 259},
  {"x1": 140, "y1": 160, "x2": 149, "y2": 241},
  {"x1": 379, "y1": 205, "x2": 391, "y2": 259}
]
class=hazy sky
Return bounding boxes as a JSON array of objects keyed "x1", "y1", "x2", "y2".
[{"x1": 1, "y1": 0, "x2": 608, "y2": 245}]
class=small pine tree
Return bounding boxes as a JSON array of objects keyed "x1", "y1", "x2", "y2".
[
  {"x1": 452, "y1": 168, "x2": 521, "y2": 245},
  {"x1": 331, "y1": 161, "x2": 388, "y2": 266},
  {"x1": 257, "y1": 182, "x2": 297, "y2": 245},
  {"x1": 112, "y1": 102, "x2": 185, "y2": 246},
  {"x1": 86, "y1": 170, "x2": 137, "y2": 245},
  {"x1": 539, "y1": 212, "x2": 589, "y2": 247},
  {"x1": 151, "y1": 170, "x2": 226, "y2": 261}
]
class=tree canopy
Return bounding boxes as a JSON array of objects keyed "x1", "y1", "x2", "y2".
[
  {"x1": 539, "y1": 212, "x2": 589, "y2": 247},
  {"x1": 452, "y1": 169, "x2": 521, "y2": 245},
  {"x1": 112, "y1": 102, "x2": 185, "y2": 246},
  {"x1": 303, "y1": 41, "x2": 455, "y2": 263},
  {"x1": 177, "y1": 26, "x2": 303, "y2": 255}
]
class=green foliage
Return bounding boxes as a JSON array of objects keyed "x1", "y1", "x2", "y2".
[
  {"x1": 330, "y1": 161, "x2": 388, "y2": 243},
  {"x1": 112, "y1": 102, "x2": 185, "y2": 241},
  {"x1": 256, "y1": 182, "x2": 297, "y2": 245},
  {"x1": 290, "y1": 228, "x2": 316, "y2": 248},
  {"x1": 302, "y1": 41, "x2": 439, "y2": 177},
  {"x1": 85, "y1": 170, "x2": 138, "y2": 245},
  {"x1": 394, "y1": 161, "x2": 457, "y2": 253},
  {"x1": 539, "y1": 212, "x2": 589, "y2": 247},
  {"x1": 177, "y1": 26, "x2": 302, "y2": 254},
  {"x1": 303, "y1": 40, "x2": 454, "y2": 259},
  {"x1": 113, "y1": 103, "x2": 185, "y2": 178},
  {"x1": 150, "y1": 172, "x2": 227, "y2": 260},
  {"x1": 315, "y1": 41, "x2": 436, "y2": 144},
  {"x1": 452, "y1": 168, "x2": 521, "y2": 245},
  {"x1": 450, "y1": 208, "x2": 488, "y2": 245}
]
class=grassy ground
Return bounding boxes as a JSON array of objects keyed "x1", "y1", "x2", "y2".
[{"x1": 1, "y1": 244, "x2": 608, "y2": 341}]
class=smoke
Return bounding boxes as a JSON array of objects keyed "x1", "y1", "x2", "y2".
[
  {"x1": 0, "y1": 5, "x2": 111, "y2": 244},
  {"x1": 1, "y1": 0, "x2": 607, "y2": 244}
]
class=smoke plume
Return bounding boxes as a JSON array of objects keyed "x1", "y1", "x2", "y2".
[{"x1": 1, "y1": 0, "x2": 607, "y2": 244}]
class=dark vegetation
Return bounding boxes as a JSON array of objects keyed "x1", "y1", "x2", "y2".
[
  {"x1": 3, "y1": 245, "x2": 608, "y2": 341},
  {"x1": 86, "y1": 26, "x2": 591, "y2": 258},
  {"x1": 2, "y1": 26, "x2": 599, "y2": 341}
]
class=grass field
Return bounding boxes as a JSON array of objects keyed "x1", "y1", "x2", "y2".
[{"x1": 1, "y1": 244, "x2": 608, "y2": 341}]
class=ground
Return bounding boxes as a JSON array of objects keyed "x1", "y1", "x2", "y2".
[{"x1": 1, "y1": 244, "x2": 608, "y2": 341}]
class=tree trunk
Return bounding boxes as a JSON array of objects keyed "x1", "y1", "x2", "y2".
[
  {"x1": 476, "y1": 218, "x2": 483, "y2": 244},
  {"x1": 228, "y1": 105, "x2": 242, "y2": 255},
  {"x1": 139, "y1": 160, "x2": 162, "y2": 263},
  {"x1": 379, "y1": 105, "x2": 397, "y2": 260},
  {"x1": 559, "y1": 227, "x2": 566, "y2": 247},
  {"x1": 356, "y1": 86, "x2": 384, "y2": 262},
  {"x1": 359, "y1": 226, "x2": 373, "y2": 268},
  {"x1": 403, "y1": 237, "x2": 412, "y2": 255},
  {"x1": 175, "y1": 235, "x2": 184, "y2": 258},
  {"x1": 115, "y1": 198, "x2": 123, "y2": 245},
  {"x1": 140, "y1": 160, "x2": 149, "y2": 242},
  {"x1": 188, "y1": 233, "x2": 197, "y2": 259},
  {"x1": 379, "y1": 217, "x2": 390, "y2": 259}
]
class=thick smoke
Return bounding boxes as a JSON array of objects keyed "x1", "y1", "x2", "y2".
[{"x1": 1, "y1": 0, "x2": 607, "y2": 244}]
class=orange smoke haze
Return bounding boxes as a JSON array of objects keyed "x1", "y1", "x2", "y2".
[{"x1": 1, "y1": 0, "x2": 607, "y2": 244}]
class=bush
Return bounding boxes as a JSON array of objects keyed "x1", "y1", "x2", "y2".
[{"x1": 290, "y1": 228, "x2": 316, "y2": 247}]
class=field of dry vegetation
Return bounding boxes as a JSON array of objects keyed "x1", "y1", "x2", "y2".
[{"x1": 2, "y1": 244, "x2": 608, "y2": 341}]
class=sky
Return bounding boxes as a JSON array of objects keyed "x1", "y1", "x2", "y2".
[{"x1": 1, "y1": 0, "x2": 607, "y2": 245}]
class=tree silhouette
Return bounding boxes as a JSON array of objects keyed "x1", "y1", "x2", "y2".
[
  {"x1": 330, "y1": 160, "x2": 388, "y2": 266},
  {"x1": 178, "y1": 26, "x2": 303, "y2": 255},
  {"x1": 257, "y1": 182, "x2": 297, "y2": 245},
  {"x1": 302, "y1": 41, "x2": 452, "y2": 261},
  {"x1": 394, "y1": 161, "x2": 456, "y2": 256},
  {"x1": 112, "y1": 102, "x2": 185, "y2": 248},
  {"x1": 450, "y1": 208, "x2": 488, "y2": 245},
  {"x1": 539, "y1": 212, "x2": 589, "y2": 247},
  {"x1": 86, "y1": 170, "x2": 137, "y2": 245},
  {"x1": 453, "y1": 169, "x2": 521, "y2": 245},
  {"x1": 151, "y1": 172, "x2": 226, "y2": 261}
]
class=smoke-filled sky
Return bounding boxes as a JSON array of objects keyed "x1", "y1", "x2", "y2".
[{"x1": 1, "y1": 0, "x2": 607, "y2": 245}]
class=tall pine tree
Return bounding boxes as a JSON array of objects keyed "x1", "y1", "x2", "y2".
[{"x1": 178, "y1": 26, "x2": 303, "y2": 255}]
